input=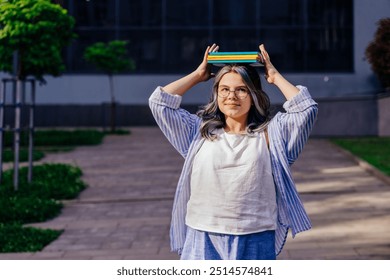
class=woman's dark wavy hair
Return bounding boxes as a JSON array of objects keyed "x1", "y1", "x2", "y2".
[{"x1": 197, "y1": 64, "x2": 271, "y2": 140}]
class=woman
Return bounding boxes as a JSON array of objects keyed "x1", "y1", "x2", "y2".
[{"x1": 149, "y1": 43, "x2": 318, "y2": 260}]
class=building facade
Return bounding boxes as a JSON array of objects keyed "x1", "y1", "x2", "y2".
[{"x1": 1, "y1": 0, "x2": 389, "y2": 135}]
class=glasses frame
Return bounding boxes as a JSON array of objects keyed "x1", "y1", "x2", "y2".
[{"x1": 217, "y1": 86, "x2": 250, "y2": 100}]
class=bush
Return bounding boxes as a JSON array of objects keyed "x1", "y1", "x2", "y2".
[
  {"x1": 0, "y1": 223, "x2": 62, "y2": 253},
  {"x1": 0, "y1": 163, "x2": 86, "y2": 252},
  {"x1": 0, "y1": 164, "x2": 86, "y2": 200},
  {"x1": 365, "y1": 18, "x2": 390, "y2": 89},
  {"x1": 0, "y1": 197, "x2": 62, "y2": 224},
  {"x1": 2, "y1": 149, "x2": 45, "y2": 163}
]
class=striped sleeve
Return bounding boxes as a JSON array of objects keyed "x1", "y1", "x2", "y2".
[
  {"x1": 149, "y1": 86, "x2": 200, "y2": 158},
  {"x1": 274, "y1": 86, "x2": 318, "y2": 165}
]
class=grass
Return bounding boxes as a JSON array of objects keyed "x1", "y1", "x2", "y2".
[{"x1": 331, "y1": 137, "x2": 390, "y2": 176}]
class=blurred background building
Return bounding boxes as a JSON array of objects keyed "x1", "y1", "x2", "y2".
[{"x1": 1, "y1": 0, "x2": 389, "y2": 136}]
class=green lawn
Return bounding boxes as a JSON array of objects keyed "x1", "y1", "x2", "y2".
[{"x1": 331, "y1": 137, "x2": 390, "y2": 176}]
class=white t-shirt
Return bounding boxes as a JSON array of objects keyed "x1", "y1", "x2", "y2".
[{"x1": 186, "y1": 129, "x2": 277, "y2": 235}]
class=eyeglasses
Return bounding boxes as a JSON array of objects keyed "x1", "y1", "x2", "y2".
[{"x1": 217, "y1": 86, "x2": 249, "y2": 99}]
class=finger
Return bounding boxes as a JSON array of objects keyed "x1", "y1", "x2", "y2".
[
  {"x1": 259, "y1": 44, "x2": 269, "y2": 62},
  {"x1": 204, "y1": 45, "x2": 212, "y2": 61},
  {"x1": 209, "y1": 43, "x2": 216, "y2": 52},
  {"x1": 259, "y1": 44, "x2": 265, "y2": 52},
  {"x1": 210, "y1": 44, "x2": 219, "y2": 53}
]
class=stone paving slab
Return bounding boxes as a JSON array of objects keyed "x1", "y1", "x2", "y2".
[
  {"x1": 0, "y1": 127, "x2": 389, "y2": 260},
  {"x1": 278, "y1": 140, "x2": 390, "y2": 260}
]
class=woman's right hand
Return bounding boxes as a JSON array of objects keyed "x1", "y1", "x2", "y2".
[
  {"x1": 195, "y1": 43, "x2": 219, "y2": 82},
  {"x1": 162, "y1": 44, "x2": 219, "y2": 96}
]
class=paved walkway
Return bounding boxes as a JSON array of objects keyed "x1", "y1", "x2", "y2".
[{"x1": 0, "y1": 127, "x2": 389, "y2": 260}]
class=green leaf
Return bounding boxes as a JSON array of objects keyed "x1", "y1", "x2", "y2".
[
  {"x1": 84, "y1": 40, "x2": 136, "y2": 75},
  {"x1": 0, "y1": 0, "x2": 76, "y2": 80}
]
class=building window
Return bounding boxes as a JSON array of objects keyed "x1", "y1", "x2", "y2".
[{"x1": 62, "y1": 0, "x2": 353, "y2": 74}]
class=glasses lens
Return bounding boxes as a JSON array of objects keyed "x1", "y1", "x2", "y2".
[
  {"x1": 236, "y1": 88, "x2": 248, "y2": 99},
  {"x1": 218, "y1": 87, "x2": 229, "y2": 97}
]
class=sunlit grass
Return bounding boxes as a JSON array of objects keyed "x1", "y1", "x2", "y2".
[{"x1": 331, "y1": 137, "x2": 390, "y2": 176}]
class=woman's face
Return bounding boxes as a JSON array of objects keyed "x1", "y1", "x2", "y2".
[{"x1": 217, "y1": 72, "x2": 252, "y2": 124}]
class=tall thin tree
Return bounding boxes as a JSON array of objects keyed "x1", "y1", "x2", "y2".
[{"x1": 84, "y1": 40, "x2": 135, "y2": 133}]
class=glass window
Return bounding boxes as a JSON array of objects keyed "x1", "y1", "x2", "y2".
[
  {"x1": 119, "y1": 0, "x2": 162, "y2": 26},
  {"x1": 62, "y1": 0, "x2": 354, "y2": 74},
  {"x1": 308, "y1": 0, "x2": 353, "y2": 27},
  {"x1": 164, "y1": 30, "x2": 210, "y2": 73},
  {"x1": 213, "y1": 0, "x2": 257, "y2": 26},
  {"x1": 213, "y1": 29, "x2": 260, "y2": 51},
  {"x1": 72, "y1": 0, "x2": 115, "y2": 27},
  {"x1": 306, "y1": 27, "x2": 353, "y2": 71},
  {"x1": 166, "y1": 0, "x2": 209, "y2": 26},
  {"x1": 66, "y1": 29, "x2": 117, "y2": 73},
  {"x1": 119, "y1": 30, "x2": 162, "y2": 73},
  {"x1": 260, "y1": 28, "x2": 305, "y2": 72},
  {"x1": 260, "y1": 0, "x2": 303, "y2": 25}
]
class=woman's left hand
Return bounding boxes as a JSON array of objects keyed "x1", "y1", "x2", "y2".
[
  {"x1": 259, "y1": 44, "x2": 300, "y2": 99},
  {"x1": 259, "y1": 44, "x2": 279, "y2": 84}
]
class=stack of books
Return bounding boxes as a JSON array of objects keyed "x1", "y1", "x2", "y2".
[{"x1": 207, "y1": 51, "x2": 264, "y2": 67}]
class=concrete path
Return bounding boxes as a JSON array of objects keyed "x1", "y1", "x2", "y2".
[{"x1": 0, "y1": 127, "x2": 389, "y2": 260}]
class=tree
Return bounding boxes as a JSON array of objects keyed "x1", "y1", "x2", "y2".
[
  {"x1": 0, "y1": 0, "x2": 75, "y2": 189},
  {"x1": 0, "y1": 0, "x2": 75, "y2": 82},
  {"x1": 365, "y1": 17, "x2": 390, "y2": 90},
  {"x1": 84, "y1": 40, "x2": 135, "y2": 133}
]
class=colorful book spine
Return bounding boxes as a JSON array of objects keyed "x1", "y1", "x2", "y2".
[{"x1": 207, "y1": 51, "x2": 263, "y2": 66}]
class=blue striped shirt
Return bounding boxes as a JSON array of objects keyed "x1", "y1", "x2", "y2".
[{"x1": 149, "y1": 85, "x2": 318, "y2": 255}]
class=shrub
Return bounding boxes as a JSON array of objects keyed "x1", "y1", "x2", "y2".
[
  {"x1": 2, "y1": 149, "x2": 45, "y2": 163},
  {"x1": 0, "y1": 197, "x2": 62, "y2": 224},
  {"x1": 0, "y1": 163, "x2": 86, "y2": 252},
  {"x1": 365, "y1": 18, "x2": 390, "y2": 89},
  {"x1": 0, "y1": 223, "x2": 62, "y2": 253},
  {"x1": 0, "y1": 164, "x2": 86, "y2": 200}
]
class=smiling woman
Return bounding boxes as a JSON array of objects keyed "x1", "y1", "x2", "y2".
[
  {"x1": 217, "y1": 73, "x2": 253, "y2": 131},
  {"x1": 210, "y1": 64, "x2": 271, "y2": 136},
  {"x1": 149, "y1": 43, "x2": 318, "y2": 260}
]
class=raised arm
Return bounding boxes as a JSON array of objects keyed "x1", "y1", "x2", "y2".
[
  {"x1": 259, "y1": 44, "x2": 299, "y2": 101},
  {"x1": 163, "y1": 44, "x2": 219, "y2": 96},
  {"x1": 259, "y1": 44, "x2": 318, "y2": 164},
  {"x1": 149, "y1": 44, "x2": 219, "y2": 158}
]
